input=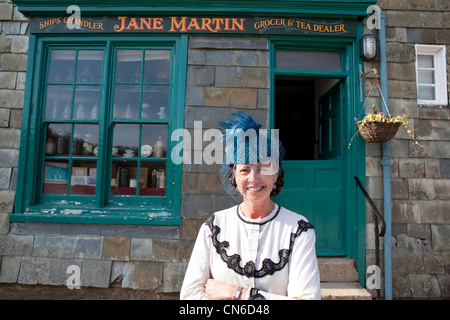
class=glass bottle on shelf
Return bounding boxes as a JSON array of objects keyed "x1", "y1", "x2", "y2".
[
  {"x1": 151, "y1": 169, "x2": 157, "y2": 188},
  {"x1": 45, "y1": 137, "x2": 55, "y2": 155},
  {"x1": 91, "y1": 103, "x2": 98, "y2": 119},
  {"x1": 154, "y1": 136, "x2": 165, "y2": 158},
  {"x1": 119, "y1": 167, "x2": 129, "y2": 187},
  {"x1": 125, "y1": 104, "x2": 133, "y2": 119},
  {"x1": 56, "y1": 132, "x2": 67, "y2": 154},
  {"x1": 76, "y1": 102, "x2": 86, "y2": 119},
  {"x1": 158, "y1": 107, "x2": 166, "y2": 119},
  {"x1": 51, "y1": 101, "x2": 60, "y2": 119},
  {"x1": 142, "y1": 103, "x2": 150, "y2": 118},
  {"x1": 63, "y1": 103, "x2": 71, "y2": 119},
  {"x1": 158, "y1": 170, "x2": 165, "y2": 188}
]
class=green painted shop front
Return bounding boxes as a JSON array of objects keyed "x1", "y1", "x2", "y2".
[{"x1": 12, "y1": 0, "x2": 375, "y2": 284}]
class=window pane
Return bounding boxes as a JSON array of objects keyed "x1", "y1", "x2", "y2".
[
  {"x1": 73, "y1": 86, "x2": 101, "y2": 119},
  {"x1": 113, "y1": 124, "x2": 139, "y2": 157},
  {"x1": 144, "y1": 50, "x2": 171, "y2": 83},
  {"x1": 141, "y1": 124, "x2": 168, "y2": 158},
  {"x1": 418, "y1": 70, "x2": 435, "y2": 84},
  {"x1": 47, "y1": 123, "x2": 71, "y2": 156},
  {"x1": 72, "y1": 124, "x2": 99, "y2": 157},
  {"x1": 418, "y1": 54, "x2": 434, "y2": 68},
  {"x1": 276, "y1": 50, "x2": 340, "y2": 71},
  {"x1": 116, "y1": 50, "x2": 142, "y2": 83},
  {"x1": 43, "y1": 160, "x2": 69, "y2": 194},
  {"x1": 45, "y1": 85, "x2": 72, "y2": 119},
  {"x1": 142, "y1": 85, "x2": 169, "y2": 119},
  {"x1": 76, "y1": 50, "x2": 103, "y2": 83},
  {"x1": 70, "y1": 160, "x2": 97, "y2": 195},
  {"x1": 48, "y1": 50, "x2": 76, "y2": 83},
  {"x1": 140, "y1": 161, "x2": 166, "y2": 196},
  {"x1": 418, "y1": 86, "x2": 435, "y2": 100},
  {"x1": 113, "y1": 85, "x2": 140, "y2": 119}
]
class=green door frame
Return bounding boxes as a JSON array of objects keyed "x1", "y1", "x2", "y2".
[{"x1": 268, "y1": 33, "x2": 366, "y2": 285}]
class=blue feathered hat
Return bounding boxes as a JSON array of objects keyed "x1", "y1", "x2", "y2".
[{"x1": 219, "y1": 112, "x2": 285, "y2": 201}]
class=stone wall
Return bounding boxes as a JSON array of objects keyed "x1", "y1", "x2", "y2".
[
  {"x1": 364, "y1": 0, "x2": 450, "y2": 298},
  {"x1": 0, "y1": 0, "x2": 27, "y2": 235}
]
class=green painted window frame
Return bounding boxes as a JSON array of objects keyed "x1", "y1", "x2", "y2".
[{"x1": 12, "y1": 34, "x2": 188, "y2": 225}]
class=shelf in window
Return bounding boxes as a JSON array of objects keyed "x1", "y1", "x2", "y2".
[
  {"x1": 114, "y1": 82, "x2": 170, "y2": 86},
  {"x1": 112, "y1": 118, "x2": 169, "y2": 123},
  {"x1": 45, "y1": 155, "x2": 98, "y2": 159},
  {"x1": 110, "y1": 187, "x2": 165, "y2": 196}
]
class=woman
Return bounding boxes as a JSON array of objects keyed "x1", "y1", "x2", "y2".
[{"x1": 180, "y1": 112, "x2": 321, "y2": 300}]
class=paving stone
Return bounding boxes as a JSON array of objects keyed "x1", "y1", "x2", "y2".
[
  {"x1": 151, "y1": 239, "x2": 181, "y2": 262},
  {"x1": 133, "y1": 261, "x2": 163, "y2": 290},
  {"x1": 81, "y1": 259, "x2": 112, "y2": 288},
  {"x1": 130, "y1": 237, "x2": 153, "y2": 261},
  {"x1": 17, "y1": 257, "x2": 50, "y2": 285},
  {"x1": 74, "y1": 236, "x2": 103, "y2": 259},
  {"x1": 162, "y1": 262, "x2": 188, "y2": 292},
  {"x1": 32, "y1": 235, "x2": 76, "y2": 258},
  {"x1": 102, "y1": 236, "x2": 131, "y2": 261},
  {"x1": 0, "y1": 255, "x2": 21, "y2": 283},
  {"x1": 0, "y1": 234, "x2": 33, "y2": 255}
]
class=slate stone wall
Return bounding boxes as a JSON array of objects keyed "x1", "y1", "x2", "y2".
[{"x1": 364, "y1": 0, "x2": 450, "y2": 299}]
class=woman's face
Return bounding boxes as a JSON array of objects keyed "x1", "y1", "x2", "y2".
[{"x1": 234, "y1": 161, "x2": 278, "y2": 202}]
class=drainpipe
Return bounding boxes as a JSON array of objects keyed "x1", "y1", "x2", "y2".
[{"x1": 378, "y1": 11, "x2": 393, "y2": 300}]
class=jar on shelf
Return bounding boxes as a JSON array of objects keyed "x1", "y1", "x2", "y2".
[
  {"x1": 91, "y1": 103, "x2": 98, "y2": 119},
  {"x1": 56, "y1": 133, "x2": 67, "y2": 154},
  {"x1": 76, "y1": 102, "x2": 86, "y2": 119},
  {"x1": 45, "y1": 137, "x2": 55, "y2": 155},
  {"x1": 153, "y1": 136, "x2": 165, "y2": 158},
  {"x1": 63, "y1": 103, "x2": 71, "y2": 119},
  {"x1": 158, "y1": 107, "x2": 166, "y2": 119},
  {"x1": 119, "y1": 167, "x2": 129, "y2": 187}
]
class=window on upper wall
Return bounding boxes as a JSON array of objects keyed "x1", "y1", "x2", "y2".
[
  {"x1": 13, "y1": 36, "x2": 187, "y2": 225},
  {"x1": 415, "y1": 45, "x2": 448, "y2": 106}
]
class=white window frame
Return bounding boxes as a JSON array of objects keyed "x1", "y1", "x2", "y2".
[{"x1": 415, "y1": 44, "x2": 448, "y2": 106}]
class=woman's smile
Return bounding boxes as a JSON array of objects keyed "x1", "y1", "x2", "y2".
[{"x1": 246, "y1": 185, "x2": 265, "y2": 192}]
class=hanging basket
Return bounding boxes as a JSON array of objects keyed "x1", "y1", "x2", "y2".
[{"x1": 356, "y1": 121, "x2": 401, "y2": 143}]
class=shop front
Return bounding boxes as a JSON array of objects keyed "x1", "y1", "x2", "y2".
[{"x1": 10, "y1": 0, "x2": 375, "y2": 292}]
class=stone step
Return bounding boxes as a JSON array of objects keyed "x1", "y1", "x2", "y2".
[
  {"x1": 321, "y1": 282, "x2": 372, "y2": 300},
  {"x1": 318, "y1": 257, "x2": 372, "y2": 300},
  {"x1": 318, "y1": 257, "x2": 359, "y2": 282}
]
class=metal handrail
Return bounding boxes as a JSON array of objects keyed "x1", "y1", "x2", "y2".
[
  {"x1": 354, "y1": 176, "x2": 386, "y2": 237},
  {"x1": 354, "y1": 176, "x2": 385, "y2": 300}
]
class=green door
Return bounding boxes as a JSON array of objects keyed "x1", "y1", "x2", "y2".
[{"x1": 274, "y1": 81, "x2": 345, "y2": 256}]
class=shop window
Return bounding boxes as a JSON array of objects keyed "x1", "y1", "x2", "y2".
[
  {"x1": 13, "y1": 37, "x2": 186, "y2": 225},
  {"x1": 415, "y1": 45, "x2": 448, "y2": 106}
]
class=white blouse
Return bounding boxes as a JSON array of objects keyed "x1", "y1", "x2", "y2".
[{"x1": 180, "y1": 204, "x2": 321, "y2": 300}]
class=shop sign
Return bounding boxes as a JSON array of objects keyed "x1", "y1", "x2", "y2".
[{"x1": 30, "y1": 16, "x2": 356, "y2": 37}]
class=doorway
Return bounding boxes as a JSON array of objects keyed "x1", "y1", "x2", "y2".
[{"x1": 273, "y1": 76, "x2": 346, "y2": 256}]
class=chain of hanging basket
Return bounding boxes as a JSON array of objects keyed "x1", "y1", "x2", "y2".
[
  {"x1": 357, "y1": 69, "x2": 400, "y2": 143},
  {"x1": 349, "y1": 69, "x2": 421, "y2": 148}
]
